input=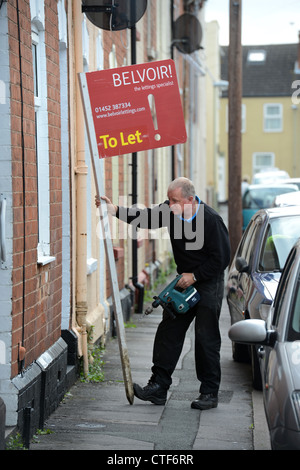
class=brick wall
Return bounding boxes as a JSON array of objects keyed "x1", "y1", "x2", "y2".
[
  {"x1": 45, "y1": 0, "x2": 62, "y2": 350},
  {"x1": 8, "y1": 0, "x2": 62, "y2": 377},
  {"x1": 102, "y1": 30, "x2": 131, "y2": 297},
  {"x1": 101, "y1": 12, "x2": 161, "y2": 299}
]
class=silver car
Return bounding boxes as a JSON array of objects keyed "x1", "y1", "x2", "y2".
[
  {"x1": 229, "y1": 239, "x2": 300, "y2": 450},
  {"x1": 227, "y1": 206, "x2": 300, "y2": 390}
]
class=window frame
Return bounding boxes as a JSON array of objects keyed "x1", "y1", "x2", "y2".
[
  {"x1": 31, "y1": 13, "x2": 55, "y2": 265},
  {"x1": 287, "y1": 266, "x2": 300, "y2": 341},
  {"x1": 252, "y1": 152, "x2": 275, "y2": 175},
  {"x1": 272, "y1": 248, "x2": 296, "y2": 328},
  {"x1": 226, "y1": 103, "x2": 246, "y2": 133},
  {"x1": 263, "y1": 103, "x2": 283, "y2": 133}
]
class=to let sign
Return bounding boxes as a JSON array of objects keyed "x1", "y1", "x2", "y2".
[{"x1": 84, "y1": 59, "x2": 187, "y2": 158}]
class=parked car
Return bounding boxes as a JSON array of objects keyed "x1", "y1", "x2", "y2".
[
  {"x1": 284, "y1": 178, "x2": 300, "y2": 190},
  {"x1": 227, "y1": 206, "x2": 300, "y2": 387},
  {"x1": 242, "y1": 183, "x2": 298, "y2": 230},
  {"x1": 252, "y1": 169, "x2": 289, "y2": 185},
  {"x1": 274, "y1": 190, "x2": 300, "y2": 208},
  {"x1": 229, "y1": 238, "x2": 300, "y2": 450}
]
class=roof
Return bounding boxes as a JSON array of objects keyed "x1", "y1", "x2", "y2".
[
  {"x1": 263, "y1": 205, "x2": 300, "y2": 217},
  {"x1": 221, "y1": 43, "x2": 299, "y2": 97}
]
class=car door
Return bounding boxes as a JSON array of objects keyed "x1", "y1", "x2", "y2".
[
  {"x1": 261, "y1": 248, "x2": 298, "y2": 425},
  {"x1": 227, "y1": 220, "x2": 253, "y2": 322},
  {"x1": 227, "y1": 218, "x2": 258, "y2": 322},
  {"x1": 237, "y1": 219, "x2": 262, "y2": 318}
]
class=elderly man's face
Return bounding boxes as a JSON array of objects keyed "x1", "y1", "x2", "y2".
[{"x1": 167, "y1": 187, "x2": 194, "y2": 218}]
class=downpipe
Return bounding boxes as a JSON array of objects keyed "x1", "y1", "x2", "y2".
[
  {"x1": 73, "y1": 0, "x2": 89, "y2": 376},
  {"x1": 130, "y1": 28, "x2": 144, "y2": 314},
  {"x1": 131, "y1": 151, "x2": 144, "y2": 313},
  {"x1": 80, "y1": 323, "x2": 89, "y2": 378},
  {"x1": 132, "y1": 237, "x2": 144, "y2": 314}
]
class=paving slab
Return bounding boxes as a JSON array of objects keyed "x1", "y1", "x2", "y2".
[{"x1": 30, "y1": 283, "x2": 270, "y2": 453}]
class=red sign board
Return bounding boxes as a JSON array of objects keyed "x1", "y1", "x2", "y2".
[{"x1": 84, "y1": 59, "x2": 187, "y2": 158}]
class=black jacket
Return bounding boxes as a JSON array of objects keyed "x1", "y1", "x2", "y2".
[{"x1": 117, "y1": 199, "x2": 230, "y2": 283}]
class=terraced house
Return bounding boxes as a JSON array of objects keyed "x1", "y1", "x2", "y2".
[
  {"x1": 219, "y1": 37, "x2": 300, "y2": 193},
  {"x1": 0, "y1": 0, "x2": 211, "y2": 445}
]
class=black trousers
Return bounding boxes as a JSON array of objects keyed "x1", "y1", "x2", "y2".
[{"x1": 151, "y1": 275, "x2": 224, "y2": 395}]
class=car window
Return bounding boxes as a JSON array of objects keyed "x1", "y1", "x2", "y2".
[
  {"x1": 273, "y1": 248, "x2": 296, "y2": 328},
  {"x1": 235, "y1": 217, "x2": 262, "y2": 268},
  {"x1": 236, "y1": 219, "x2": 254, "y2": 258},
  {"x1": 243, "y1": 190, "x2": 263, "y2": 209},
  {"x1": 243, "y1": 186, "x2": 297, "y2": 210},
  {"x1": 244, "y1": 224, "x2": 259, "y2": 265},
  {"x1": 288, "y1": 267, "x2": 300, "y2": 341},
  {"x1": 258, "y1": 216, "x2": 300, "y2": 272}
]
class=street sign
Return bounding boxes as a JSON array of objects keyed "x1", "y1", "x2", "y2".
[{"x1": 84, "y1": 59, "x2": 187, "y2": 158}]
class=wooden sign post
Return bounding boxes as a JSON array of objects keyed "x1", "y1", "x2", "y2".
[
  {"x1": 78, "y1": 59, "x2": 186, "y2": 405},
  {"x1": 79, "y1": 73, "x2": 134, "y2": 405}
]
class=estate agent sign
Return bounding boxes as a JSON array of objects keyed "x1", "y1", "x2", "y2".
[{"x1": 84, "y1": 59, "x2": 187, "y2": 158}]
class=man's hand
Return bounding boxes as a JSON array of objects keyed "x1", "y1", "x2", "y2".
[
  {"x1": 176, "y1": 273, "x2": 196, "y2": 290},
  {"x1": 95, "y1": 195, "x2": 118, "y2": 215}
]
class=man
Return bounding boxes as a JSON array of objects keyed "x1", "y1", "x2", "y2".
[{"x1": 99, "y1": 177, "x2": 230, "y2": 410}]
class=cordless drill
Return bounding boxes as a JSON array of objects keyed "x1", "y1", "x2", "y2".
[{"x1": 144, "y1": 275, "x2": 200, "y2": 319}]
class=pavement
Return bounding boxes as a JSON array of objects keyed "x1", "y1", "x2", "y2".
[{"x1": 30, "y1": 275, "x2": 272, "y2": 454}]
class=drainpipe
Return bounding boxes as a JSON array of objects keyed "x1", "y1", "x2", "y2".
[
  {"x1": 130, "y1": 25, "x2": 144, "y2": 313},
  {"x1": 74, "y1": 0, "x2": 89, "y2": 377},
  {"x1": 170, "y1": 0, "x2": 175, "y2": 179}
]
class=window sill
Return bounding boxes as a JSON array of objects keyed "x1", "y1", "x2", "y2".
[
  {"x1": 87, "y1": 258, "x2": 97, "y2": 275},
  {"x1": 37, "y1": 255, "x2": 56, "y2": 266}
]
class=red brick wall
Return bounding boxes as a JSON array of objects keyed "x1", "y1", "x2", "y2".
[
  {"x1": 8, "y1": 0, "x2": 62, "y2": 377},
  {"x1": 102, "y1": 30, "x2": 132, "y2": 297},
  {"x1": 101, "y1": 10, "x2": 161, "y2": 298},
  {"x1": 45, "y1": 0, "x2": 62, "y2": 349}
]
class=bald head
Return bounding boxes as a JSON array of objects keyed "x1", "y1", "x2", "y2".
[
  {"x1": 167, "y1": 177, "x2": 196, "y2": 200},
  {"x1": 167, "y1": 178, "x2": 197, "y2": 218}
]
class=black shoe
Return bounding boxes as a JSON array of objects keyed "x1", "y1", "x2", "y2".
[
  {"x1": 191, "y1": 393, "x2": 218, "y2": 410},
  {"x1": 133, "y1": 379, "x2": 167, "y2": 405}
]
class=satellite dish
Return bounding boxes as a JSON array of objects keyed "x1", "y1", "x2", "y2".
[
  {"x1": 173, "y1": 13, "x2": 203, "y2": 54},
  {"x1": 82, "y1": 0, "x2": 148, "y2": 31}
]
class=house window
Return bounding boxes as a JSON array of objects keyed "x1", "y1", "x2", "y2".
[
  {"x1": 32, "y1": 43, "x2": 38, "y2": 97},
  {"x1": 253, "y1": 152, "x2": 275, "y2": 175},
  {"x1": 226, "y1": 103, "x2": 246, "y2": 133},
  {"x1": 264, "y1": 103, "x2": 283, "y2": 132},
  {"x1": 241, "y1": 104, "x2": 246, "y2": 133},
  {"x1": 247, "y1": 50, "x2": 266, "y2": 63},
  {"x1": 31, "y1": 6, "x2": 55, "y2": 265}
]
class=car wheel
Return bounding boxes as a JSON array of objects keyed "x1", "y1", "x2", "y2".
[
  {"x1": 251, "y1": 345, "x2": 262, "y2": 390},
  {"x1": 232, "y1": 341, "x2": 250, "y2": 363}
]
